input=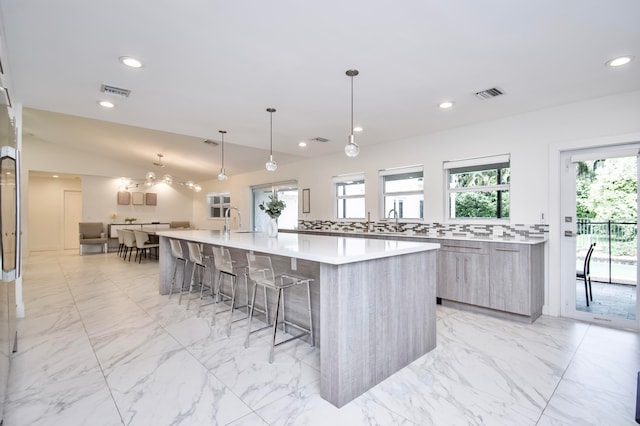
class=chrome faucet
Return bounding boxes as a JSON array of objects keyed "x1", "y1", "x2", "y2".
[
  {"x1": 387, "y1": 208, "x2": 399, "y2": 231},
  {"x1": 223, "y1": 206, "x2": 242, "y2": 236}
]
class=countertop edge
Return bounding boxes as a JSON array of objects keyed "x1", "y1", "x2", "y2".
[{"x1": 284, "y1": 229, "x2": 547, "y2": 245}]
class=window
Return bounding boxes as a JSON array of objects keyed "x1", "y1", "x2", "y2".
[
  {"x1": 251, "y1": 181, "x2": 298, "y2": 231},
  {"x1": 380, "y1": 166, "x2": 424, "y2": 220},
  {"x1": 445, "y1": 154, "x2": 510, "y2": 220},
  {"x1": 207, "y1": 192, "x2": 231, "y2": 219},
  {"x1": 333, "y1": 173, "x2": 365, "y2": 219}
]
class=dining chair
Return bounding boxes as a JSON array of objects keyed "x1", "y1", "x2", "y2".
[
  {"x1": 133, "y1": 230, "x2": 159, "y2": 263},
  {"x1": 121, "y1": 230, "x2": 137, "y2": 261}
]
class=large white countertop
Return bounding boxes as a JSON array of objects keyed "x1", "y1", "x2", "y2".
[{"x1": 156, "y1": 229, "x2": 439, "y2": 265}]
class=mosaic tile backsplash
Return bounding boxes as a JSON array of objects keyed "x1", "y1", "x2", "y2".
[{"x1": 298, "y1": 220, "x2": 548, "y2": 241}]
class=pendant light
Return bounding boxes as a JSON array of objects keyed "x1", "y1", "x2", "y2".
[
  {"x1": 217, "y1": 130, "x2": 228, "y2": 181},
  {"x1": 265, "y1": 107, "x2": 278, "y2": 171},
  {"x1": 344, "y1": 69, "x2": 360, "y2": 158}
]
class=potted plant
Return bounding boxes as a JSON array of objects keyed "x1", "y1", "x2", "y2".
[
  {"x1": 259, "y1": 195, "x2": 286, "y2": 237},
  {"x1": 124, "y1": 217, "x2": 137, "y2": 224}
]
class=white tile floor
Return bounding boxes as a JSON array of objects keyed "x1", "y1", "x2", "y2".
[{"x1": 4, "y1": 250, "x2": 640, "y2": 425}]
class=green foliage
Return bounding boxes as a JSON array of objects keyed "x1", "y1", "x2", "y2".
[
  {"x1": 576, "y1": 157, "x2": 637, "y2": 220},
  {"x1": 259, "y1": 195, "x2": 286, "y2": 219},
  {"x1": 452, "y1": 191, "x2": 509, "y2": 218},
  {"x1": 576, "y1": 157, "x2": 637, "y2": 256}
]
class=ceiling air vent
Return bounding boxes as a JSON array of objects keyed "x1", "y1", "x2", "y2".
[
  {"x1": 203, "y1": 139, "x2": 219, "y2": 146},
  {"x1": 311, "y1": 137, "x2": 330, "y2": 143},
  {"x1": 100, "y1": 84, "x2": 131, "y2": 97},
  {"x1": 474, "y1": 87, "x2": 504, "y2": 100}
]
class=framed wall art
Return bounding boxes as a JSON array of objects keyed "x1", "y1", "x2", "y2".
[
  {"x1": 145, "y1": 192, "x2": 157, "y2": 206},
  {"x1": 117, "y1": 191, "x2": 130, "y2": 205},
  {"x1": 132, "y1": 192, "x2": 144, "y2": 205}
]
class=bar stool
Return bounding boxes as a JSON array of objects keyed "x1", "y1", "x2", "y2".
[
  {"x1": 168, "y1": 239, "x2": 189, "y2": 301},
  {"x1": 244, "y1": 253, "x2": 314, "y2": 363},
  {"x1": 184, "y1": 242, "x2": 214, "y2": 310},
  {"x1": 207, "y1": 246, "x2": 253, "y2": 335}
]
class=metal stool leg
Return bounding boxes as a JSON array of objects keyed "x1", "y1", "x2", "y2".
[
  {"x1": 186, "y1": 264, "x2": 201, "y2": 310},
  {"x1": 270, "y1": 288, "x2": 283, "y2": 363},
  {"x1": 244, "y1": 282, "x2": 259, "y2": 348},
  {"x1": 306, "y1": 280, "x2": 314, "y2": 347}
]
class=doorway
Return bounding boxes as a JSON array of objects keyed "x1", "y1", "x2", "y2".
[
  {"x1": 560, "y1": 146, "x2": 639, "y2": 330},
  {"x1": 251, "y1": 181, "x2": 298, "y2": 232}
]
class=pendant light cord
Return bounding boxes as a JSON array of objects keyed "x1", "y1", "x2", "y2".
[
  {"x1": 270, "y1": 110, "x2": 273, "y2": 156},
  {"x1": 350, "y1": 74, "x2": 354, "y2": 137}
]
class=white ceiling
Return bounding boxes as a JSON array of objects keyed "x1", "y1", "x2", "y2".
[{"x1": 1, "y1": 0, "x2": 639, "y2": 182}]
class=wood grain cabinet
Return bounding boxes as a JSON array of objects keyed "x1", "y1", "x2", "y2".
[
  {"x1": 489, "y1": 242, "x2": 544, "y2": 316},
  {"x1": 434, "y1": 238, "x2": 544, "y2": 320},
  {"x1": 436, "y1": 241, "x2": 490, "y2": 307}
]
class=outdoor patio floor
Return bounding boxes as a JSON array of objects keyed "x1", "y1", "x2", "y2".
[{"x1": 575, "y1": 280, "x2": 637, "y2": 320}]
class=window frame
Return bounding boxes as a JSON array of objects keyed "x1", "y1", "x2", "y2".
[
  {"x1": 333, "y1": 173, "x2": 365, "y2": 220},
  {"x1": 206, "y1": 192, "x2": 231, "y2": 219},
  {"x1": 444, "y1": 154, "x2": 511, "y2": 222},
  {"x1": 379, "y1": 165, "x2": 424, "y2": 221}
]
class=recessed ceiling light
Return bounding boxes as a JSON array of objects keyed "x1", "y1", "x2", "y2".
[
  {"x1": 98, "y1": 100, "x2": 115, "y2": 108},
  {"x1": 353, "y1": 126, "x2": 363, "y2": 132},
  {"x1": 52, "y1": 175, "x2": 59, "y2": 178},
  {"x1": 119, "y1": 56, "x2": 143, "y2": 68},
  {"x1": 298, "y1": 141, "x2": 307, "y2": 147},
  {"x1": 606, "y1": 56, "x2": 633, "y2": 67},
  {"x1": 439, "y1": 101, "x2": 455, "y2": 109}
]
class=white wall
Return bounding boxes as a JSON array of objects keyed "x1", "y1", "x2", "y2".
[{"x1": 27, "y1": 175, "x2": 81, "y2": 251}]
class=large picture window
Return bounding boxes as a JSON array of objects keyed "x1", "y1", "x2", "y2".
[
  {"x1": 380, "y1": 166, "x2": 423, "y2": 220},
  {"x1": 333, "y1": 173, "x2": 365, "y2": 219},
  {"x1": 445, "y1": 155, "x2": 510, "y2": 220}
]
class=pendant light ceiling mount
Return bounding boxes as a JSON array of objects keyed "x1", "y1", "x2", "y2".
[
  {"x1": 265, "y1": 107, "x2": 278, "y2": 172},
  {"x1": 345, "y1": 69, "x2": 360, "y2": 158},
  {"x1": 217, "y1": 130, "x2": 228, "y2": 181}
]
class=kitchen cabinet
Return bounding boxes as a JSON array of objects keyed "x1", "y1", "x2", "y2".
[
  {"x1": 489, "y1": 242, "x2": 544, "y2": 316},
  {"x1": 433, "y1": 238, "x2": 544, "y2": 321},
  {"x1": 436, "y1": 240, "x2": 490, "y2": 307}
]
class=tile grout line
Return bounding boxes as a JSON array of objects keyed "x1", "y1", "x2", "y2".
[
  {"x1": 62, "y1": 254, "x2": 131, "y2": 426},
  {"x1": 534, "y1": 323, "x2": 591, "y2": 425}
]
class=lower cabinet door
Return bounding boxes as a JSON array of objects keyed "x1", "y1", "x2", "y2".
[
  {"x1": 437, "y1": 249, "x2": 490, "y2": 307},
  {"x1": 459, "y1": 252, "x2": 490, "y2": 307},
  {"x1": 490, "y1": 245, "x2": 531, "y2": 315}
]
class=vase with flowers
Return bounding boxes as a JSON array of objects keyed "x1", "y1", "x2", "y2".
[{"x1": 259, "y1": 195, "x2": 286, "y2": 238}]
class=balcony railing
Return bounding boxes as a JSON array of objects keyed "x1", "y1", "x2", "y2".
[{"x1": 576, "y1": 218, "x2": 637, "y2": 285}]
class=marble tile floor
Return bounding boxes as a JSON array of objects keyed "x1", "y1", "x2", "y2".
[{"x1": 3, "y1": 250, "x2": 640, "y2": 425}]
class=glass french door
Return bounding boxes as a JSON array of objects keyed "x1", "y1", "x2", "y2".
[{"x1": 560, "y1": 145, "x2": 639, "y2": 330}]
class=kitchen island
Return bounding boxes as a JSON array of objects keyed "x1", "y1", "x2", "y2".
[{"x1": 156, "y1": 230, "x2": 439, "y2": 407}]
